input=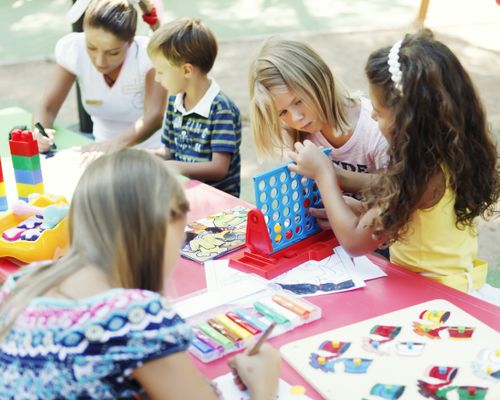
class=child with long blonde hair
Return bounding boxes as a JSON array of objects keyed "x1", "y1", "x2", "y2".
[
  {"x1": 249, "y1": 38, "x2": 389, "y2": 196},
  {"x1": 0, "y1": 149, "x2": 280, "y2": 399},
  {"x1": 288, "y1": 30, "x2": 500, "y2": 304}
]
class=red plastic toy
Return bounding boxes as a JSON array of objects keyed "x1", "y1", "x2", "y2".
[{"x1": 230, "y1": 208, "x2": 338, "y2": 279}]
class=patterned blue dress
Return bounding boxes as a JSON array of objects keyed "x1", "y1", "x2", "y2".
[{"x1": 0, "y1": 273, "x2": 192, "y2": 399}]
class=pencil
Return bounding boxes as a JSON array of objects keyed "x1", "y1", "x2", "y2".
[{"x1": 247, "y1": 321, "x2": 276, "y2": 356}]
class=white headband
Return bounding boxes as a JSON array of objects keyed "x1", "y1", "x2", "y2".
[{"x1": 387, "y1": 39, "x2": 403, "y2": 94}]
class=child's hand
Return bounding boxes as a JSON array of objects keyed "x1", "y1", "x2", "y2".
[
  {"x1": 227, "y1": 342, "x2": 281, "y2": 400},
  {"x1": 308, "y1": 207, "x2": 332, "y2": 230},
  {"x1": 288, "y1": 140, "x2": 334, "y2": 183},
  {"x1": 34, "y1": 127, "x2": 55, "y2": 153}
]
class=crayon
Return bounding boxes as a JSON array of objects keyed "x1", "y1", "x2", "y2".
[
  {"x1": 191, "y1": 336, "x2": 213, "y2": 354},
  {"x1": 226, "y1": 311, "x2": 261, "y2": 335},
  {"x1": 207, "y1": 318, "x2": 241, "y2": 343},
  {"x1": 272, "y1": 294, "x2": 311, "y2": 318},
  {"x1": 193, "y1": 328, "x2": 224, "y2": 351},
  {"x1": 215, "y1": 314, "x2": 253, "y2": 339},
  {"x1": 254, "y1": 301, "x2": 289, "y2": 325},
  {"x1": 199, "y1": 323, "x2": 233, "y2": 348},
  {"x1": 259, "y1": 298, "x2": 298, "y2": 322},
  {"x1": 274, "y1": 291, "x2": 316, "y2": 313},
  {"x1": 234, "y1": 308, "x2": 271, "y2": 332}
]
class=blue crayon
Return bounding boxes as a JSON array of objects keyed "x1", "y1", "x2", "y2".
[
  {"x1": 234, "y1": 307, "x2": 271, "y2": 332},
  {"x1": 191, "y1": 337, "x2": 214, "y2": 354}
]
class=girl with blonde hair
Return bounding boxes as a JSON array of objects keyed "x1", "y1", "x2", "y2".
[
  {"x1": 0, "y1": 149, "x2": 280, "y2": 399},
  {"x1": 250, "y1": 38, "x2": 389, "y2": 196}
]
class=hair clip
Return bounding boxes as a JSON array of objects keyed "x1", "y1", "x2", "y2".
[{"x1": 387, "y1": 39, "x2": 403, "y2": 94}]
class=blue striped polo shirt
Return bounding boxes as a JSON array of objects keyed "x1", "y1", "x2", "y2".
[{"x1": 161, "y1": 79, "x2": 241, "y2": 197}]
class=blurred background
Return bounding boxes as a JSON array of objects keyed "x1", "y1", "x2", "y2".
[{"x1": 0, "y1": 0, "x2": 499, "y2": 284}]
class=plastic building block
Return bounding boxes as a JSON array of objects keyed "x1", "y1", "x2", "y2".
[
  {"x1": 9, "y1": 129, "x2": 45, "y2": 201},
  {"x1": 11, "y1": 154, "x2": 41, "y2": 171},
  {"x1": 14, "y1": 168, "x2": 43, "y2": 185},
  {"x1": 8, "y1": 129, "x2": 39, "y2": 157},
  {"x1": 16, "y1": 182, "x2": 45, "y2": 199}
]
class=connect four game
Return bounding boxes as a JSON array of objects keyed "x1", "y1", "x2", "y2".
[
  {"x1": 254, "y1": 164, "x2": 322, "y2": 253},
  {"x1": 230, "y1": 151, "x2": 338, "y2": 279}
]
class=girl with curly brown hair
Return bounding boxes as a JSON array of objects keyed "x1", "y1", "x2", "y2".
[{"x1": 288, "y1": 30, "x2": 500, "y2": 304}]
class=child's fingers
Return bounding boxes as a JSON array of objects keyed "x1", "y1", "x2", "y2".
[{"x1": 294, "y1": 141, "x2": 304, "y2": 151}]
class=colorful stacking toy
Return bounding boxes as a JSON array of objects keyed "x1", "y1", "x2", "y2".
[
  {"x1": 0, "y1": 158, "x2": 7, "y2": 211},
  {"x1": 9, "y1": 129, "x2": 44, "y2": 201}
]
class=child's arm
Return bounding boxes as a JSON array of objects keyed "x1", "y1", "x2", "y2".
[
  {"x1": 132, "y1": 352, "x2": 219, "y2": 400},
  {"x1": 165, "y1": 152, "x2": 231, "y2": 181},
  {"x1": 335, "y1": 168, "x2": 378, "y2": 194},
  {"x1": 289, "y1": 140, "x2": 383, "y2": 256},
  {"x1": 228, "y1": 342, "x2": 281, "y2": 399},
  {"x1": 132, "y1": 344, "x2": 280, "y2": 400}
]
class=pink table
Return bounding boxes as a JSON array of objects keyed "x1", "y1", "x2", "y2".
[{"x1": 171, "y1": 181, "x2": 499, "y2": 399}]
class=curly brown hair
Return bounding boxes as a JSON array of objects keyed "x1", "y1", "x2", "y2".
[{"x1": 364, "y1": 29, "x2": 500, "y2": 243}]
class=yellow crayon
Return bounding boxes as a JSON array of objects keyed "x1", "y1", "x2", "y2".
[{"x1": 215, "y1": 314, "x2": 253, "y2": 339}]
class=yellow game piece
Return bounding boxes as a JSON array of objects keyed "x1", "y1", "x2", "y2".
[
  {"x1": 274, "y1": 234, "x2": 282, "y2": 243},
  {"x1": 331, "y1": 340, "x2": 339, "y2": 348},
  {"x1": 274, "y1": 223, "x2": 282, "y2": 233},
  {"x1": 353, "y1": 358, "x2": 362, "y2": 366},
  {"x1": 317, "y1": 356, "x2": 326, "y2": 365},
  {"x1": 485, "y1": 366, "x2": 492, "y2": 375},
  {"x1": 495, "y1": 349, "x2": 500, "y2": 357},
  {"x1": 289, "y1": 385, "x2": 306, "y2": 396}
]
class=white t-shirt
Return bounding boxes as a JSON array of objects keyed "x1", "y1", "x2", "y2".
[
  {"x1": 55, "y1": 32, "x2": 161, "y2": 148},
  {"x1": 309, "y1": 97, "x2": 388, "y2": 173}
]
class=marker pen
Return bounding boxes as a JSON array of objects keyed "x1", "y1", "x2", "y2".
[
  {"x1": 198, "y1": 323, "x2": 233, "y2": 349},
  {"x1": 234, "y1": 308, "x2": 270, "y2": 332},
  {"x1": 272, "y1": 294, "x2": 311, "y2": 319},
  {"x1": 215, "y1": 314, "x2": 253, "y2": 339},
  {"x1": 226, "y1": 311, "x2": 261, "y2": 335},
  {"x1": 254, "y1": 301, "x2": 290, "y2": 325},
  {"x1": 207, "y1": 318, "x2": 241, "y2": 343}
]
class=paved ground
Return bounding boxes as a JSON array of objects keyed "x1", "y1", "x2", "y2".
[{"x1": 0, "y1": 0, "x2": 499, "y2": 284}]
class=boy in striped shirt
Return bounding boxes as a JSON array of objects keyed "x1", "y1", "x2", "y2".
[{"x1": 148, "y1": 18, "x2": 241, "y2": 197}]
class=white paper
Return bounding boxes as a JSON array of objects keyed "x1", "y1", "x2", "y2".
[
  {"x1": 271, "y1": 247, "x2": 365, "y2": 297},
  {"x1": 212, "y1": 372, "x2": 311, "y2": 400},
  {"x1": 205, "y1": 259, "x2": 253, "y2": 291},
  {"x1": 190, "y1": 259, "x2": 270, "y2": 318},
  {"x1": 353, "y1": 255, "x2": 387, "y2": 281}
]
